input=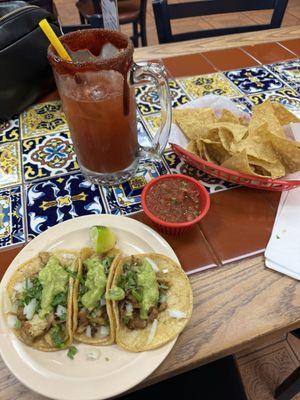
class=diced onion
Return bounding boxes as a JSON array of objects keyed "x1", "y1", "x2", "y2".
[
  {"x1": 23, "y1": 298, "x2": 37, "y2": 320},
  {"x1": 86, "y1": 350, "x2": 100, "y2": 361},
  {"x1": 56, "y1": 305, "x2": 66, "y2": 317},
  {"x1": 86, "y1": 325, "x2": 92, "y2": 338},
  {"x1": 14, "y1": 278, "x2": 33, "y2": 293},
  {"x1": 63, "y1": 254, "x2": 75, "y2": 260},
  {"x1": 125, "y1": 303, "x2": 133, "y2": 316},
  {"x1": 147, "y1": 319, "x2": 158, "y2": 344},
  {"x1": 146, "y1": 257, "x2": 159, "y2": 272},
  {"x1": 7, "y1": 315, "x2": 20, "y2": 329},
  {"x1": 162, "y1": 269, "x2": 169, "y2": 274},
  {"x1": 100, "y1": 298, "x2": 106, "y2": 307},
  {"x1": 13, "y1": 282, "x2": 24, "y2": 293},
  {"x1": 168, "y1": 309, "x2": 186, "y2": 319},
  {"x1": 99, "y1": 325, "x2": 110, "y2": 337}
]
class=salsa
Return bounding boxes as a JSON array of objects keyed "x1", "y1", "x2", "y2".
[{"x1": 146, "y1": 178, "x2": 201, "y2": 223}]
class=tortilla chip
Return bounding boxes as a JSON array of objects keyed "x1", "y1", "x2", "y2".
[
  {"x1": 221, "y1": 150, "x2": 266, "y2": 177},
  {"x1": 73, "y1": 247, "x2": 121, "y2": 345},
  {"x1": 218, "y1": 109, "x2": 240, "y2": 124},
  {"x1": 248, "y1": 156, "x2": 286, "y2": 179},
  {"x1": 186, "y1": 139, "x2": 198, "y2": 155},
  {"x1": 250, "y1": 100, "x2": 285, "y2": 137},
  {"x1": 206, "y1": 122, "x2": 248, "y2": 152},
  {"x1": 173, "y1": 108, "x2": 216, "y2": 139},
  {"x1": 112, "y1": 254, "x2": 193, "y2": 352},
  {"x1": 267, "y1": 132, "x2": 300, "y2": 173},
  {"x1": 203, "y1": 141, "x2": 231, "y2": 164},
  {"x1": 6, "y1": 250, "x2": 78, "y2": 351},
  {"x1": 272, "y1": 102, "x2": 300, "y2": 126},
  {"x1": 231, "y1": 123, "x2": 278, "y2": 163}
]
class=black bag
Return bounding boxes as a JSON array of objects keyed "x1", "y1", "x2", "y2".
[{"x1": 0, "y1": 3, "x2": 61, "y2": 120}]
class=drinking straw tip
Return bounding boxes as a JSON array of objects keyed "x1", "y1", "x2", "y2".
[{"x1": 39, "y1": 18, "x2": 72, "y2": 61}]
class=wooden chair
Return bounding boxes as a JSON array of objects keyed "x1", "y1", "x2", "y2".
[
  {"x1": 152, "y1": 0, "x2": 289, "y2": 44},
  {"x1": 76, "y1": 0, "x2": 147, "y2": 47},
  {"x1": 274, "y1": 329, "x2": 300, "y2": 400}
]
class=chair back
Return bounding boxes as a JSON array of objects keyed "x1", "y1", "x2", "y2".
[{"x1": 152, "y1": 0, "x2": 289, "y2": 43}]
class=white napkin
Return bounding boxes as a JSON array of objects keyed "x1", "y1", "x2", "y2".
[{"x1": 265, "y1": 126, "x2": 300, "y2": 279}]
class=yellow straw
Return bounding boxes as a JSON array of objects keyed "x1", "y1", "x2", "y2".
[{"x1": 39, "y1": 19, "x2": 72, "y2": 61}]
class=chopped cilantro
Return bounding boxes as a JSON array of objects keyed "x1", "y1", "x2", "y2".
[
  {"x1": 122, "y1": 315, "x2": 130, "y2": 325},
  {"x1": 50, "y1": 325, "x2": 65, "y2": 349},
  {"x1": 118, "y1": 270, "x2": 137, "y2": 292},
  {"x1": 158, "y1": 283, "x2": 169, "y2": 290},
  {"x1": 20, "y1": 277, "x2": 43, "y2": 311},
  {"x1": 102, "y1": 256, "x2": 114, "y2": 275},
  {"x1": 67, "y1": 346, "x2": 78, "y2": 360},
  {"x1": 66, "y1": 268, "x2": 84, "y2": 284},
  {"x1": 276, "y1": 234, "x2": 280, "y2": 239},
  {"x1": 51, "y1": 290, "x2": 68, "y2": 307}
]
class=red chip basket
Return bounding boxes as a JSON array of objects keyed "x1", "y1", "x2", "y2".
[{"x1": 171, "y1": 143, "x2": 300, "y2": 191}]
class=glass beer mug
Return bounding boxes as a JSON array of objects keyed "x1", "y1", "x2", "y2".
[{"x1": 48, "y1": 29, "x2": 172, "y2": 185}]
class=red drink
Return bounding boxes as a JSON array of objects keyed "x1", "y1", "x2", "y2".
[
  {"x1": 60, "y1": 73, "x2": 138, "y2": 173},
  {"x1": 48, "y1": 29, "x2": 172, "y2": 185}
]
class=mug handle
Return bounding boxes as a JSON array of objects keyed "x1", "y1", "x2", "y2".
[{"x1": 131, "y1": 62, "x2": 172, "y2": 156}]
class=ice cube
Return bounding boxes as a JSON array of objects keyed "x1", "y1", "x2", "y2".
[
  {"x1": 100, "y1": 43, "x2": 119, "y2": 59},
  {"x1": 66, "y1": 46, "x2": 98, "y2": 63}
]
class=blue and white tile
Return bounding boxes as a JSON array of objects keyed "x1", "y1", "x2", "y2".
[
  {"x1": 22, "y1": 131, "x2": 79, "y2": 182},
  {"x1": 224, "y1": 66, "x2": 285, "y2": 94},
  {"x1": 266, "y1": 59, "x2": 300, "y2": 92},
  {"x1": 163, "y1": 151, "x2": 238, "y2": 193},
  {"x1": 0, "y1": 116, "x2": 19, "y2": 143},
  {"x1": 248, "y1": 87, "x2": 300, "y2": 117},
  {"x1": 135, "y1": 79, "x2": 189, "y2": 116},
  {"x1": 102, "y1": 158, "x2": 169, "y2": 215},
  {"x1": 0, "y1": 185, "x2": 25, "y2": 248},
  {"x1": 0, "y1": 141, "x2": 22, "y2": 189},
  {"x1": 25, "y1": 173, "x2": 106, "y2": 239}
]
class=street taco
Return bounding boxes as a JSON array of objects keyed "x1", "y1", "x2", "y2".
[
  {"x1": 73, "y1": 247, "x2": 121, "y2": 345},
  {"x1": 107, "y1": 253, "x2": 193, "y2": 352},
  {"x1": 5, "y1": 250, "x2": 78, "y2": 351}
]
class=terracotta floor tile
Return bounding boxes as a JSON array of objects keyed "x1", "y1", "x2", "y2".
[
  {"x1": 243, "y1": 42, "x2": 296, "y2": 64},
  {"x1": 131, "y1": 212, "x2": 219, "y2": 274},
  {"x1": 162, "y1": 54, "x2": 216, "y2": 78},
  {"x1": 237, "y1": 341, "x2": 300, "y2": 400},
  {"x1": 199, "y1": 187, "x2": 277, "y2": 264},
  {"x1": 0, "y1": 246, "x2": 24, "y2": 279},
  {"x1": 202, "y1": 48, "x2": 258, "y2": 71},
  {"x1": 280, "y1": 39, "x2": 300, "y2": 56}
]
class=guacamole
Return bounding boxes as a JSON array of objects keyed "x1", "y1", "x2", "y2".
[
  {"x1": 137, "y1": 260, "x2": 159, "y2": 319},
  {"x1": 38, "y1": 256, "x2": 69, "y2": 318},
  {"x1": 81, "y1": 256, "x2": 107, "y2": 311}
]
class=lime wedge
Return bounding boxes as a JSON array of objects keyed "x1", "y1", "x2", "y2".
[{"x1": 89, "y1": 226, "x2": 116, "y2": 254}]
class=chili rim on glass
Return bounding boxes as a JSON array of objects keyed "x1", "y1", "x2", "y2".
[{"x1": 141, "y1": 174, "x2": 210, "y2": 234}]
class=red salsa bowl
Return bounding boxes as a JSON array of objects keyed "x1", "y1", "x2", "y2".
[{"x1": 141, "y1": 174, "x2": 210, "y2": 235}]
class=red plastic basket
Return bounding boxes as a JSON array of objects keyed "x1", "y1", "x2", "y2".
[{"x1": 171, "y1": 143, "x2": 300, "y2": 191}]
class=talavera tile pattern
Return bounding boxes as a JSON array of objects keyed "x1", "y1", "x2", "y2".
[
  {"x1": 25, "y1": 173, "x2": 106, "y2": 239},
  {"x1": 0, "y1": 185, "x2": 25, "y2": 247},
  {"x1": 22, "y1": 131, "x2": 79, "y2": 182},
  {"x1": 0, "y1": 54, "x2": 300, "y2": 252},
  {"x1": 20, "y1": 101, "x2": 68, "y2": 139}
]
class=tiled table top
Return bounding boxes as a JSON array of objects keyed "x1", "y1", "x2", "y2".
[{"x1": 1, "y1": 39, "x2": 300, "y2": 277}]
